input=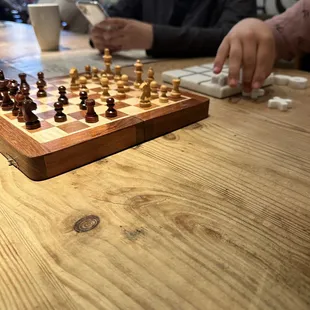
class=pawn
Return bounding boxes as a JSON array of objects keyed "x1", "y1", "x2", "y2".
[
  {"x1": 85, "y1": 99, "x2": 98, "y2": 123},
  {"x1": 150, "y1": 81, "x2": 159, "y2": 99},
  {"x1": 15, "y1": 92, "x2": 25, "y2": 122},
  {"x1": 21, "y1": 86, "x2": 30, "y2": 99},
  {"x1": 79, "y1": 90, "x2": 88, "y2": 110},
  {"x1": 92, "y1": 67, "x2": 100, "y2": 82},
  {"x1": 114, "y1": 65, "x2": 122, "y2": 81},
  {"x1": 0, "y1": 80, "x2": 13, "y2": 111},
  {"x1": 105, "y1": 97, "x2": 117, "y2": 118},
  {"x1": 58, "y1": 86, "x2": 68, "y2": 105},
  {"x1": 37, "y1": 72, "x2": 47, "y2": 87},
  {"x1": 100, "y1": 76, "x2": 109, "y2": 88},
  {"x1": 101, "y1": 86, "x2": 110, "y2": 101},
  {"x1": 134, "y1": 59, "x2": 143, "y2": 72},
  {"x1": 8, "y1": 80, "x2": 19, "y2": 116},
  {"x1": 54, "y1": 101, "x2": 67, "y2": 122},
  {"x1": 79, "y1": 76, "x2": 88, "y2": 93},
  {"x1": 116, "y1": 80, "x2": 126, "y2": 100},
  {"x1": 121, "y1": 74, "x2": 130, "y2": 92},
  {"x1": 170, "y1": 78, "x2": 181, "y2": 99},
  {"x1": 159, "y1": 85, "x2": 169, "y2": 103},
  {"x1": 85, "y1": 65, "x2": 92, "y2": 79},
  {"x1": 37, "y1": 79, "x2": 47, "y2": 97},
  {"x1": 147, "y1": 67, "x2": 154, "y2": 82}
]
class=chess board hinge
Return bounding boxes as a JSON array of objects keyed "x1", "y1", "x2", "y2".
[{"x1": 5, "y1": 154, "x2": 19, "y2": 168}]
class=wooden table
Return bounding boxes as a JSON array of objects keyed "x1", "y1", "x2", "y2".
[{"x1": 0, "y1": 22, "x2": 310, "y2": 310}]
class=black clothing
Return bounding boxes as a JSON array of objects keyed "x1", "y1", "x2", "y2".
[{"x1": 106, "y1": 0, "x2": 257, "y2": 57}]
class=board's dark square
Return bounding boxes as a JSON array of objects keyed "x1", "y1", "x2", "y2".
[
  {"x1": 36, "y1": 110, "x2": 57, "y2": 120},
  {"x1": 100, "y1": 110, "x2": 128, "y2": 120},
  {"x1": 115, "y1": 94, "x2": 133, "y2": 101},
  {"x1": 66, "y1": 93, "x2": 79, "y2": 99},
  {"x1": 88, "y1": 93, "x2": 101, "y2": 101},
  {"x1": 91, "y1": 87, "x2": 102, "y2": 92},
  {"x1": 68, "y1": 110, "x2": 86, "y2": 120},
  {"x1": 115, "y1": 101, "x2": 131, "y2": 109},
  {"x1": 4, "y1": 113, "x2": 17, "y2": 120},
  {"x1": 58, "y1": 121, "x2": 89, "y2": 134},
  {"x1": 22, "y1": 120, "x2": 53, "y2": 133}
]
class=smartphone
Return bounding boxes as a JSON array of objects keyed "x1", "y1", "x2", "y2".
[{"x1": 76, "y1": 0, "x2": 109, "y2": 26}]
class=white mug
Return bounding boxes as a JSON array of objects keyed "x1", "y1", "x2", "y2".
[{"x1": 28, "y1": 3, "x2": 61, "y2": 51}]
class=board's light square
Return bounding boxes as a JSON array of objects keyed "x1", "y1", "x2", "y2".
[{"x1": 30, "y1": 127, "x2": 67, "y2": 143}]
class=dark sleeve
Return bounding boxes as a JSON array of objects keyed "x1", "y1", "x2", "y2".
[
  {"x1": 147, "y1": 0, "x2": 257, "y2": 58},
  {"x1": 105, "y1": 0, "x2": 142, "y2": 19}
]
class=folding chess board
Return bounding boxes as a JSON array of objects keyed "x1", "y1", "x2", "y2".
[
  {"x1": 0, "y1": 71, "x2": 209, "y2": 181},
  {"x1": 162, "y1": 63, "x2": 273, "y2": 98}
]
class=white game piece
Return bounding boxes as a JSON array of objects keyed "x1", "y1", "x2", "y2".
[
  {"x1": 273, "y1": 74, "x2": 290, "y2": 85},
  {"x1": 211, "y1": 73, "x2": 228, "y2": 86},
  {"x1": 288, "y1": 76, "x2": 308, "y2": 89},
  {"x1": 242, "y1": 88, "x2": 265, "y2": 99},
  {"x1": 267, "y1": 97, "x2": 292, "y2": 111}
]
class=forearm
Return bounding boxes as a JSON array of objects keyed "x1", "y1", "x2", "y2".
[{"x1": 265, "y1": 0, "x2": 310, "y2": 61}]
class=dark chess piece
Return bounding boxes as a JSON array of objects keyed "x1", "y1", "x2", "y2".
[
  {"x1": 0, "y1": 79, "x2": 13, "y2": 111},
  {"x1": 22, "y1": 98, "x2": 40, "y2": 130},
  {"x1": 0, "y1": 70, "x2": 4, "y2": 80},
  {"x1": 58, "y1": 86, "x2": 68, "y2": 105},
  {"x1": 85, "y1": 65, "x2": 92, "y2": 79},
  {"x1": 8, "y1": 80, "x2": 19, "y2": 116},
  {"x1": 15, "y1": 92, "x2": 25, "y2": 122},
  {"x1": 21, "y1": 86, "x2": 30, "y2": 99},
  {"x1": 105, "y1": 97, "x2": 117, "y2": 118},
  {"x1": 19, "y1": 73, "x2": 30, "y2": 91},
  {"x1": 37, "y1": 79, "x2": 47, "y2": 97},
  {"x1": 54, "y1": 101, "x2": 67, "y2": 122},
  {"x1": 37, "y1": 72, "x2": 46, "y2": 87},
  {"x1": 79, "y1": 90, "x2": 87, "y2": 110},
  {"x1": 85, "y1": 99, "x2": 98, "y2": 123}
]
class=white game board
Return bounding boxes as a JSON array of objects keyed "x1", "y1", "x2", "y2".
[{"x1": 162, "y1": 63, "x2": 273, "y2": 98}]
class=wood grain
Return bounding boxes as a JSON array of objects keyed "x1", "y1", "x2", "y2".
[{"x1": 0, "y1": 22, "x2": 309, "y2": 310}]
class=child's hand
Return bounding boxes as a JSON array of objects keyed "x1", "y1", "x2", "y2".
[{"x1": 214, "y1": 18, "x2": 276, "y2": 92}]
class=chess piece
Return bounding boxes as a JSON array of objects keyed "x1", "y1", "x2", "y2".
[
  {"x1": 58, "y1": 86, "x2": 69, "y2": 105},
  {"x1": 105, "y1": 62, "x2": 113, "y2": 79},
  {"x1": 85, "y1": 65, "x2": 92, "y2": 79},
  {"x1": 79, "y1": 76, "x2": 88, "y2": 93},
  {"x1": 36, "y1": 79, "x2": 47, "y2": 97},
  {"x1": 121, "y1": 74, "x2": 130, "y2": 92},
  {"x1": 147, "y1": 67, "x2": 154, "y2": 82},
  {"x1": 22, "y1": 98, "x2": 41, "y2": 130},
  {"x1": 8, "y1": 80, "x2": 19, "y2": 116},
  {"x1": 159, "y1": 85, "x2": 169, "y2": 103},
  {"x1": 70, "y1": 67, "x2": 79, "y2": 90},
  {"x1": 103, "y1": 48, "x2": 112, "y2": 64},
  {"x1": 105, "y1": 97, "x2": 117, "y2": 118},
  {"x1": 15, "y1": 92, "x2": 25, "y2": 122},
  {"x1": 116, "y1": 80, "x2": 126, "y2": 100},
  {"x1": 54, "y1": 100, "x2": 67, "y2": 122},
  {"x1": 100, "y1": 76, "x2": 109, "y2": 88},
  {"x1": 114, "y1": 65, "x2": 122, "y2": 81},
  {"x1": 21, "y1": 86, "x2": 30, "y2": 99},
  {"x1": 134, "y1": 71, "x2": 143, "y2": 89},
  {"x1": 85, "y1": 99, "x2": 98, "y2": 123},
  {"x1": 92, "y1": 67, "x2": 100, "y2": 82},
  {"x1": 37, "y1": 72, "x2": 47, "y2": 87},
  {"x1": 100, "y1": 76, "x2": 110, "y2": 101},
  {"x1": 170, "y1": 79, "x2": 181, "y2": 99},
  {"x1": 134, "y1": 59, "x2": 143, "y2": 73},
  {"x1": 0, "y1": 80, "x2": 14, "y2": 111},
  {"x1": 139, "y1": 81, "x2": 151, "y2": 107},
  {"x1": 19, "y1": 73, "x2": 30, "y2": 91},
  {"x1": 150, "y1": 81, "x2": 159, "y2": 99},
  {"x1": 79, "y1": 90, "x2": 88, "y2": 110}
]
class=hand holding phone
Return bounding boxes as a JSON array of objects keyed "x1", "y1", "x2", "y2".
[{"x1": 76, "y1": 0, "x2": 109, "y2": 26}]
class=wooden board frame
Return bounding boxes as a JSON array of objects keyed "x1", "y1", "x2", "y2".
[{"x1": 0, "y1": 78, "x2": 209, "y2": 181}]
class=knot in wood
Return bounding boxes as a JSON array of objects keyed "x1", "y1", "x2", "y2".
[{"x1": 74, "y1": 215, "x2": 100, "y2": 233}]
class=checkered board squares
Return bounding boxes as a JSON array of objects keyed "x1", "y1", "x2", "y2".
[
  {"x1": 0, "y1": 76, "x2": 191, "y2": 144},
  {"x1": 162, "y1": 63, "x2": 273, "y2": 98}
]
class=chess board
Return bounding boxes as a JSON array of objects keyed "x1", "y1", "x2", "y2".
[
  {"x1": 0, "y1": 72, "x2": 209, "y2": 181},
  {"x1": 162, "y1": 63, "x2": 273, "y2": 98}
]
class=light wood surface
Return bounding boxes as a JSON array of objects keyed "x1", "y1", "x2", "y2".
[{"x1": 1, "y1": 22, "x2": 310, "y2": 310}]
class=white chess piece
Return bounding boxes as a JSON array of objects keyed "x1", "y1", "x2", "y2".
[
  {"x1": 273, "y1": 74, "x2": 290, "y2": 85},
  {"x1": 242, "y1": 88, "x2": 265, "y2": 100}
]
